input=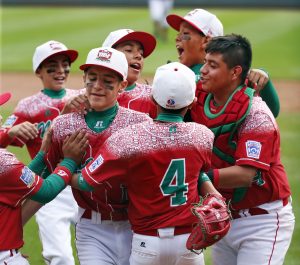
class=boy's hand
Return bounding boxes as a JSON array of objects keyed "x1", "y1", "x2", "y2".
[
  {"x1": 40, "y1": 128, "x2": 53, "y2": 153},
  {"x1": 247, "y1": 69, "x2": 269, "y2": 94},
  {"x1": 61, "y1": 94, "x2": 91, "y2": 115},
  {"x1": 62, "y1": 130, "x2": 88, "y2": 165},
  {"x1": 8, "y1": 122, "x2": 38, "y2": 141}
]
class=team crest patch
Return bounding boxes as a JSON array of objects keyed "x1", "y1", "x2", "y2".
[
  {"x1": 20, "y1": 167, "x2": 35, "y2": 188},
  {"x1": 97, "y1": 49, "x2": 112, "y2": 62},
  {"x1": 88, "y1": 155, "x2": 104, "y2": 172},
  {"x1": 246, "y1": 140, "x2": 262, "y2": 159},
  {"x1": 3, "y1": 115, "x2": 17, "y2": 128}
]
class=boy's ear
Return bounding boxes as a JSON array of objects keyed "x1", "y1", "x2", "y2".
[
  {"x1": 35, "y1": 67, "x2": 42, "y2": 78},
  {"x1": 118, "y1": 80, "x2": 128, "y2": 93},
  {"x1": 232, "y1": 65, "x2": 243, "y2": 81}
]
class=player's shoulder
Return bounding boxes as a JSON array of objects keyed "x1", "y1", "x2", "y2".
[
  {"x1": 51, "y1": 112, "x2": 85, "y2": 138},
  {"x1": 65, "y1": 88, "x2": 83, "y2": 97},
  {"x1": 136, "y1": 82, "x2": 153, "y2": 93},
  {"x1": 16, "y1": 91, "x2": 43, "y2": 105},
  {"x1": 0, "y1": 148, "x2": 23, "y2": 174},
  {"x1": 117, "y1": 106, "x2": 152, "y2": 122},
  {"x1": 241, "y1": 97, "x2": 277, "y2": 133},
  {"x1": 187, "y1": 122, "x2": 214, "y2": 143}
]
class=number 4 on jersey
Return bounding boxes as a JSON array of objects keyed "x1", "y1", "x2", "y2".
[{"x1": 160, "y1": 159, "x2": 188, "y2": 206}]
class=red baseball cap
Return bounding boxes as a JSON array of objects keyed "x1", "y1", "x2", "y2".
[
  {"x1": 0, "y1": 92, "x2": 11, "y2": 106},
  {"x1": 102, "y1": 29, "x2": 156, "y2": 58}
]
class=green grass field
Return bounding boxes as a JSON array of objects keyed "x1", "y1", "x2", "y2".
[
  {"x1": 1, "y1": 7, "x2": 300, "y2": 79},
  {"x1": 1, "y1": 6, "x2": 300, "y2": 265}
]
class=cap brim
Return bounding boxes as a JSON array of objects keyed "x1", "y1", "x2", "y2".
[
  {"x1": 53, "y1": 50, "x2": 78, "y2": 63},
  {"x1": 0, "y1": 92, "x2": 11, "y2": 106},
  {"x1": 167, "y1": 14, "x2": 204, "y2": 35},
  {"x1": 79, "y1": 64, "x2": 125, "y2": 80},
  {"x1": 113, "y1": 32, "x2": 156, "y2": 58},
  {"x1": 42, "y1": 50, "x2": 78, "y2": 65}
]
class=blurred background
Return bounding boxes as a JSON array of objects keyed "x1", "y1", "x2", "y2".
[{"x1": 1, "y1": 1, "x2": 300, "y2": 264}]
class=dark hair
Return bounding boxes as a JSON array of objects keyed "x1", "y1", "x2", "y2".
[
  {"x1": 160, "y1": 106, "x2": 187, "y2": 114},
  {"x1": 205, "y1": 34, "x2": 252, "y2": 83}
]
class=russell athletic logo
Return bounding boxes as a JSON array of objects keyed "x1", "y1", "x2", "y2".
[{"x1": 97, "y1": 49, "x2": 112, "y2": 62}]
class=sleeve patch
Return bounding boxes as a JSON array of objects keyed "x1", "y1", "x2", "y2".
[
  {"x1": 3, "y1": 115, "x2": 17, "y2": 128},
  {"x1": 88, "y1": 155, "x2": 104, "y2": 173},
  {"x1": 20, "y1": 167, "x2": 36, "y2": 188},
  {"x1": 246, "y1": 140, "x2": 262, "y2": 159}
]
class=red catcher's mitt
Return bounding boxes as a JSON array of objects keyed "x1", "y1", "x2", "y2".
[{"x1": 186, "y1": 193, "x2": 231, "y2": 253}]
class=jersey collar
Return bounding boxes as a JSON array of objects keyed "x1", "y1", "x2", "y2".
[
  {"x1": 42, "y1": 88, "x2": 66, "y2": 99},
  {"x1": 155, "y1": 113, "x2": 184, "y2": 122}
]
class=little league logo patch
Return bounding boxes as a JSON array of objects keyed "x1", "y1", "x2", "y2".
[
  {"x1": 97, "y1": 49, "x2": 112, "y2": 62},
  {"x1": 246, "y1": 140, "x2": 262, "y2": 159},
  {"x1": 3, "y1": 115, "x2": 17, "y2": 128},
  {"x1": 20, "y1": 167, "x2": 35, "y2": 188},
  {"x1": 89, "y1": 154, "x2": 104, "y2": 172}
]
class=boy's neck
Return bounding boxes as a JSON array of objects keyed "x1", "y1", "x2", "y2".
[{"x1": 42, "y1": 88, "x2": 66, "y2": 99}]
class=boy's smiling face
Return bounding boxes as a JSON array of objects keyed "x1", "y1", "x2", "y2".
[{"x1": 36, "y1": 54, "x2": 71, "y2": 91}]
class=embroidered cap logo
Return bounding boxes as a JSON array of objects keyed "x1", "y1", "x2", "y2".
[
  {"x1": 49, "y1": 42, "x2": 63, "y2": 51},
  {"x1": 166, "y1": 98, "x2": 176, "y2": 108},
  {"x1": 96, "y1": 49, "x2": 112, "y2": 62}
]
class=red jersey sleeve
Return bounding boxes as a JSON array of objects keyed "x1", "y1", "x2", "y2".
[
  {"x1": 1, "y1": 164, "x2": 43, "y2": 207},
  {"x1": 235, "y1": 111, "x2": 277, "y2": 171},
  {"x1": 0, "y1": 114, "x2": 28, "y2": 148},
  {"x1": 81, "y1": 142, "x2": 127, "y2": 188}
]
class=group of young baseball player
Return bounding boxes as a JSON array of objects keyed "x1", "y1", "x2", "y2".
[{"x1": 0, "y1": 7, "x2": 295, "y2": 265}]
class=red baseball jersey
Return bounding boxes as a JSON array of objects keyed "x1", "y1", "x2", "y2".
[
  {"x1": 229, "y1": 97, "x2": 291, "y2": 209},
  {"x1": 0, "y1": 89, "x2": 80, "y2": 158},
  {"x1": 192, "y1": 90, "x2": 291, "y2": 210},
  {"x1": 117, "y1": 83, "x2": 157, "y2": 119},
  {"x1": 81, "y1": 120, "x2": 214, "y2": 233},
  {"x1": 0, "y1": 148, "x2": 42, "y2": 250},
  {"x1": 45, "y1": 107, "x2": 151, "y2": 219}
]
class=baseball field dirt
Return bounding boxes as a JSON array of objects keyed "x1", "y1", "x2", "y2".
[{"x1": 2, "y1": 72, "x2": 300, "y2": 112}]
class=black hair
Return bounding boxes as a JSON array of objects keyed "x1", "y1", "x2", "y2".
[
  {"x1": 205, "y1": 34, "x2": 252, "y2": 83},
  {"x1": 160, "y1": 106, "x2": 187, "y2": 114}
]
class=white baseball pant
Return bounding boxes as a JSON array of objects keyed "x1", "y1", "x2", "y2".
[
  {"x1": 212, "y1": 198, "x2": 295, "y2": 265},
  {"x1": 0, "y1": 249, "x2": 29, "y2": 265},
  {"x1": 75, "y1": 209, "x2": 132, "y2": 265},
  {"x1": 130, "y1": 228, "x2": 205, "y2": 265},
  {"x1": 35, "y1": 186, "x2": 78, "y2": 265}
]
